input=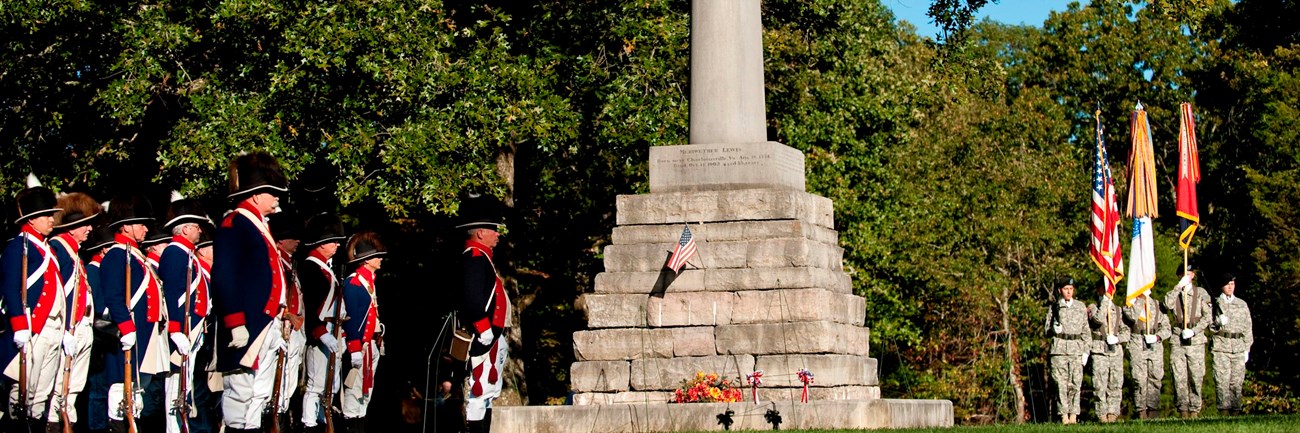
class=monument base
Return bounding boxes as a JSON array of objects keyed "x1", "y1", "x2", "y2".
[{"x1": 493, "y1": 399, "x2": 955, "y2": 433}]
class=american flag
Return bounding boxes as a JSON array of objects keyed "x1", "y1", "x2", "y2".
[
  {"x1": 666, "y1": 225, "x2": 697, "y2": 273},
  {"x1": 1091, "y1": 112, "x2": 1124, "y2": 296}
]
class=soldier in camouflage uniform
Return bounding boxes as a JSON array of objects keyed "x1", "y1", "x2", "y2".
[
  {"x1": 1087, "y1": 286, "x2": 1130, "y2": 423},
  {"x1": 1210, "y1": 273, "x2": 1252, "y2": 416},
  {"x1": 1164, "y1": 268, "x2": 1212, "y2": 418},
  {"x1": 1045, "y1": 277, "x2": 1090, "y2": 424},
  {"x1": 1124, "y1": 290, "x2": 1170, "y2": 419}
]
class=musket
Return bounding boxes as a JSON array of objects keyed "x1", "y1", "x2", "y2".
[
  {"x1": 321, "y1": 272, "x2": 344, "y2": 433},
  {"x1": 174, "y1": 257, "x2": 194, "y2": 433},
  {"x1": 122, "y1": 246, "x2": 138, "y2": 433},
  {"x1": 59, "y1": 250, "x2": 85, "y2": 433},
  {"x1": 16, "y1": 233, "x2": 30, "y2": 423},
  {"x1": 267, "y1": 310, "x2": 291, "y2": 433}
]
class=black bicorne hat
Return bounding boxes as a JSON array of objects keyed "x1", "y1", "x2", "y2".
[
  {"x1": 140, "y1": 224, "x2": 171, "y2": 249},
  {"x1": 455, "y1": 193, "x2": 506, "y2": 230},
  {"x1": 84, "y1": 225, "x2": 116, "y2": 253},
  {"x1": 196, "y1": 224, "x2": 214, "y2": 249},
  {"x1": 346, "y1": 231, "x2": 386, "y2": 264},
  {"x1": 1054, "y1": 276, "x2": 1075, "y2": 290},
  {"x1": 14, "y1": 174, "x2": 61, "y2": 224},
  {"x1": 165, "y1": 191, "x2": 213, "y2": 230},
  {"x1": 53, "y1": 192, "x2": 102, "y2": 231},
  {"x1": 268, "y1": 211, "x2": 304, "y2": 242},
  {"x1": 228, "y1": 151, "x2": 289, "y2": 201},
  {"x1": 302, "y1": 213, "x2": 346, "y2": 248},
  {"x1": 105, "y1": 192, "x2": 154, "y2": 228}
]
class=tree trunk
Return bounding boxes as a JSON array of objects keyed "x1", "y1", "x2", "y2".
[{"x1": 1000, "y1": 285, "x2": 1028, "y2": 423}]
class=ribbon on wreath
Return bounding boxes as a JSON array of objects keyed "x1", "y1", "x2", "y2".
[
  {"x1": 746, "y1": 370, "x2": 764, "y2": 405},
  {"x1": 796, "y1": 369, "x2": 815, "y2": 403}
]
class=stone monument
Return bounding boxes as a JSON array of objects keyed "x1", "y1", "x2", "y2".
[{"x1": 495, "y1": 2, "x2": 953, "y2": 431}]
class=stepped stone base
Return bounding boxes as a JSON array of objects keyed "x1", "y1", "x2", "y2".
[{"x1": 493, "y1": 399, "x2": 955, "y2": 433}]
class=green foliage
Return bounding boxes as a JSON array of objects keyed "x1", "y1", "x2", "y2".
[{"x1": 4, "y1": 0, "x2": 1300, "y2": 425}]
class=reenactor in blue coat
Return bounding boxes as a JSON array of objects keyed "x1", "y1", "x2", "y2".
[
  {"x1": 298, "y1": 214, "x2": 346, "y2": 432},
  {"x1": 82, "y1": 225, "x2": 118, "y2": 432},
  {"x1": 339, "y1": 232, "x2": 386, "y2": 432},
  {"x1": 457, "y1": 195, "x2": 509, "y2": 433},
  {"x1": 47, "y1": 192, "x2": 103, "y2": 428},
  {"x1": 212, "y1": 152, "x2": 291, "y2": 432},
  {"x1": 159, "y1": 192, "x2": 213, "y2": 433},
  {"x1": 1, "y1": 175, "x2": 66, "y2": 431},
  {"x1": 268, "y1": 211, "x2": 307, "y2": 431},
  {"x1": 190, "y1": 225, "x2": 221, "y2": 433},
  {"x1": 100, "y1": 192, "x2": 169, "y2": 430}
]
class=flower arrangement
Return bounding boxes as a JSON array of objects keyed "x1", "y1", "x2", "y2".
[{"x1": 672, "y1": 372, "x2": 744, "y2": 403}]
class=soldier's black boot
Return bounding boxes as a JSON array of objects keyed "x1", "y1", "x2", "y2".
[
  {"x1": 484, "y1": 408, "x2": 493, "y2": 433},
  {"x1": 466, "y1": 420, "x2": 484, "y2": 433},
  {"x1": 108, "y1": 420, "x2": 127, "y2": 433}
]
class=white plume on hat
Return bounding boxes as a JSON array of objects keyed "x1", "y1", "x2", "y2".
[
  {"x1": 171, "y1": 190, "x2": 184, "y2": 203},
  {"x1": 101, "y1": 201, "x2": 110, "y2": 211},
  {"x1": 26, "y1": 173, "x2": 40, "y2": 188}
]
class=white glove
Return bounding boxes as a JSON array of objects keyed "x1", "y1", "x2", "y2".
[
  {"x1": 171, "y1": 332, "x2": 191, "y2": 356},
  {"x1": 1144, "y1": 334, "x2": 1157, "y2": 344},
  {"x1": 320, "y1": 334, "x2": 340, "y2": 354},
  {"x1": 1244, "y1": 351, "x2": 1250, "y2": 365},
  {"x1": 350, "y1": 351, "x2": 363, "y2": 368},
  {"x1": 376, "y1": 322, "x2": 386, "y2": 336},
  {"x1": 1182, "y1": 329, "x2": 1195, "y2": 340},
  {"x1": 1081, "y1": 352, "x2": 1090, "y2": 366},
  {"x1": 13, "y1": 329, "x2": 30, "y2": 349},
  {"x1": 120, "y1": 332, "x2": 137, "y2": 351},
  {"x1": 228, "y1": 325, "x2": 249, "y2": 349},
  {"x1": 478, "y1": 328, "x2": 495, "y2": 345},
  {"x1": 1174, "y1": 274, "x2": 1193, "y2": 291},
  {"x1": 1217, "y1": 314, "x2": 1230, "y2": 326},
  {"x1": 1052, "y1": 324, "x2": 1062, "y2": 334},
  {"x1": 1106, "y1": 335, "x2": 1119, "y2": 345},
  {"x1": 62, "y1": 332, "x2": 78, "y2": 356}
]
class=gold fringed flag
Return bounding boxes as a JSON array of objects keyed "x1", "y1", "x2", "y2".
[
  {"x1": 1176, "y1": 103, "x2": 1201, "y2": 250},
  {"x1": 1090, "y1": 110, "x2": 1124, "y2": 297},
  {"x1": 1126, "y1": 102, "x2": 1159, "y2": 306}
]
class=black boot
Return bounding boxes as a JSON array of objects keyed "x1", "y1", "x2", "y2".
[
  {"x1": 466, "y1": 420, "x2": 484, "y2": 433},
  {"x1": 483, "y1": 408, "x2": 492, "y2": 433}
]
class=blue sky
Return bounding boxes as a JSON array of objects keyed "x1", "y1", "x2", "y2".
[{"x1": 883, "y1": 0, "x2": 1084, "y2": 38}]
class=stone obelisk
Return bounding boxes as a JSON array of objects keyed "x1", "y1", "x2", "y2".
[{"x1": 573, "y1": 0, "x2": 873, "y2": 404}]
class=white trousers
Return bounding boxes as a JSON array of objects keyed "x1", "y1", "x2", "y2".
[
  {"x1": 46, "y1": 321, "x2": 94, "y2": 423},
  {"x1": 7, "y1": 318, "x2": 64, "y2": 420},
  {"x1": 276, "y1": 328, "x2": 306, "y2": 412},
  {"x1": 221, "y1": 322, "x2": 284, "y2": 430},
  {"x1": 340, "y1": 342, "x2": 380, "y2": 419},
  {"x1": 301, "y1": 343, "x2": 341, "y2": 427},
  {"x1": 165, "y1": 332, "x2": 203, "y2": 433},
  {"x1": 465, "y1": 338, "x2": 506, "y2": 422}
]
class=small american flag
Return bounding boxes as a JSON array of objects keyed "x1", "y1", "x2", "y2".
[{"x1": 666, "y1": 225, "x2": 697, "y2": 273}]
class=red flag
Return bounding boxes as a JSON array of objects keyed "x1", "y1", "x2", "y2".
[
  {"x1": 1176, "y1": 103, "x2": 1200, "y2": 250},
  {"x1": 666, "y1": 225, "x2": 697, "y2": 273}
]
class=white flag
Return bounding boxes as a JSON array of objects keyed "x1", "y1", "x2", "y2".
[{"x1": 1125, "y1": 216, "x2": 1157, "y2": 306}]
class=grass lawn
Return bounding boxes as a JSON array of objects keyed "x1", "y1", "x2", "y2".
[{"x1": 702, "y1": 414, "x2": 1300, "y2": 433}]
